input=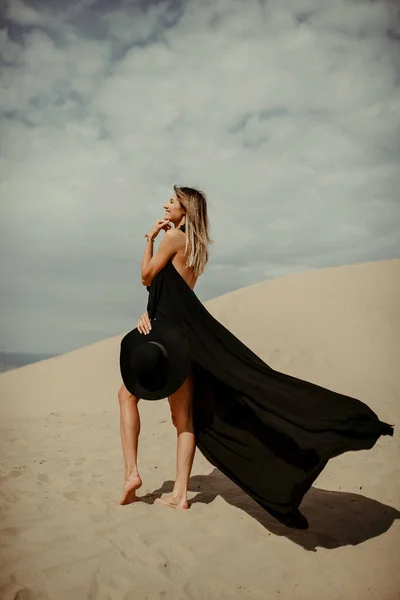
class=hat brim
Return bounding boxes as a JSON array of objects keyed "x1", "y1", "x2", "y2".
[{"x1": 119, "y1": 319, "x2": 191, "y2": 400}]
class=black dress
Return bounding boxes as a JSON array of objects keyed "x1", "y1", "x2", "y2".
[{"x1": 146, "y1": 234, "x2": 394, "y2": 527}]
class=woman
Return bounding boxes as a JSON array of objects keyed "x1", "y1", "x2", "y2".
[
  {"x1": 118, "y1": 185, "x2": 212, "y2": 510},
  {"x1": 118, "y1": 185, "x2": 393, "y2": 527}
]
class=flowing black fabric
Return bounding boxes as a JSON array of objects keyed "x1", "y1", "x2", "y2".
[{"x1": 146, "y1": 257, "x2": 394, "y2": 522}]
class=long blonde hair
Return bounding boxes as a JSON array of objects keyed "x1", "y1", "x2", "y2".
[{"x1": 173, "y1": 185, "x2": 214, "y2": 276}]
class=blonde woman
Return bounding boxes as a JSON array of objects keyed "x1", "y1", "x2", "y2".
[{"x1": 118, "y1": 185, "x2": 212, "y2": 510}]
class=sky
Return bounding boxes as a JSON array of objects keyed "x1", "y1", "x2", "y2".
[{"x1": 0, "y1": 0, "x2": 399, "y2": 355}]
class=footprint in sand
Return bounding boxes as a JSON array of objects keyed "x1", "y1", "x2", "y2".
[
  {"x1": 6, "y1": 466, "x2": 28, "y2": 479},
  {"x1": 0, "y1": 489, "x2": 23, "y2": 503},
  {"x1": 63, "y1": 490, "x2": 83, "y2": 502},
  {"x1": 90, "y1": 513, "x2": 108, "y2": 524},
  {"x1": 0, "y1": 578, "x2": 50, "y2": 600},
  {"x1": 0, "y1": 526, "x2": 24, "y2": 538},
  {"x1": 37, "y1": 473, "x2": 50, "y2": 484},
  {"x1": 69, "y1": 470, "x2": 83, "y2": 482}
]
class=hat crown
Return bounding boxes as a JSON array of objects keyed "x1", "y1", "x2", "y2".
[
  {"x1": 130, "y1": 341, "x2": 169, "y2": 390},
  {"x1": 132, "y1": 340, "x2": 167, "y2": 368}
]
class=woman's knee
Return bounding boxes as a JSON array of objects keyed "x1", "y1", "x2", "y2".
[
  {"x1": 171, "y1": 413, "x2": 189, "y2": 429},
  {"x1": 118, "y1": 384, "x2": 140, "y2": 405},
  {"x1": 171, "y1": 409, "x2": 193, "y2": 431}
]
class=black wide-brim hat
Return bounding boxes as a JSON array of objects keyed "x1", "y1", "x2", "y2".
[{"x1": 119, "y1": 318, "x2": 192, "y2": 400}]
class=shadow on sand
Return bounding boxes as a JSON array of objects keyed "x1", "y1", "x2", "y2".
[{"x1": 137, "y1": 468, "x2": 399, "y2": 552}]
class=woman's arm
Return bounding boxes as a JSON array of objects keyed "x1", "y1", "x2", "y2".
[
  {"x1": 141, "y1": 235, "x2": 155, "y2": 284},
  {"x1": 141, "y1": 229, "x2": 181, "y2": 286}
]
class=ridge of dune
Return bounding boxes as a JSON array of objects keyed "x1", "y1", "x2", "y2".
[
  {"x1": 1, "y1": 258, "x2": 398, "y2": 421},
  {"x1": 0, "y1": 258, "x2": 399, "y2": 600}
]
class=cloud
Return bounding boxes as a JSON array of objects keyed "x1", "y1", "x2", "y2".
[{"x1": 0, "y1": 0, "x2": 399, "y2": 353}]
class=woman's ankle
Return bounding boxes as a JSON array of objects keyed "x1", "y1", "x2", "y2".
[
  {"x1": 125, "y1": 469, "x2": 140, "y2": 480},
  {"x1": 171, "y1": 488, "x2": 187, "y2": 501}
]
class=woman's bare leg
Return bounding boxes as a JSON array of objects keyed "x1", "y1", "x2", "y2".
[
  {"x1": 155, "y1": 366, "x2": 196, "y2": 510},
  {"x1": 118, "y1": 384, "x2": 142, "y2": 505}
]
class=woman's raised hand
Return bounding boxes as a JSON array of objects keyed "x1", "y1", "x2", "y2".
[
  {"x1": 146, "y1": 219, "x2": 172, "y2": 240},
  {"x1": 137, "y1": 311, "x2": 152, "y2": 335}
]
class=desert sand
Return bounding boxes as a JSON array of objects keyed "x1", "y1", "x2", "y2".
[{"x1": 1, "y1": 258, "x2": 399, "y2": 600}]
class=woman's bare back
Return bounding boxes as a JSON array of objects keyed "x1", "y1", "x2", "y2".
[{"x1": 171, "y1": 230, "x2": 199, "y2": 290}]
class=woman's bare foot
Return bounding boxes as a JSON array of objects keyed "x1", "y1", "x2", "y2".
[
  {"x1": 120, "y1": 473, "x2": 142, "y2": 505},
  {"x1": 155, "y1": 494, "x2": 189, "y2": 511}
]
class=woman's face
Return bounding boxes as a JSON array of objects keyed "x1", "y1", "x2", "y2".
[{"x1": 163, "y1": 192, "x2": 184, "y2": 223}]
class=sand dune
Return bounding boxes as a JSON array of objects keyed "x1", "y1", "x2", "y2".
[{"x1": 1, "y1": 258, "x2": 399, "y2": 600}]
